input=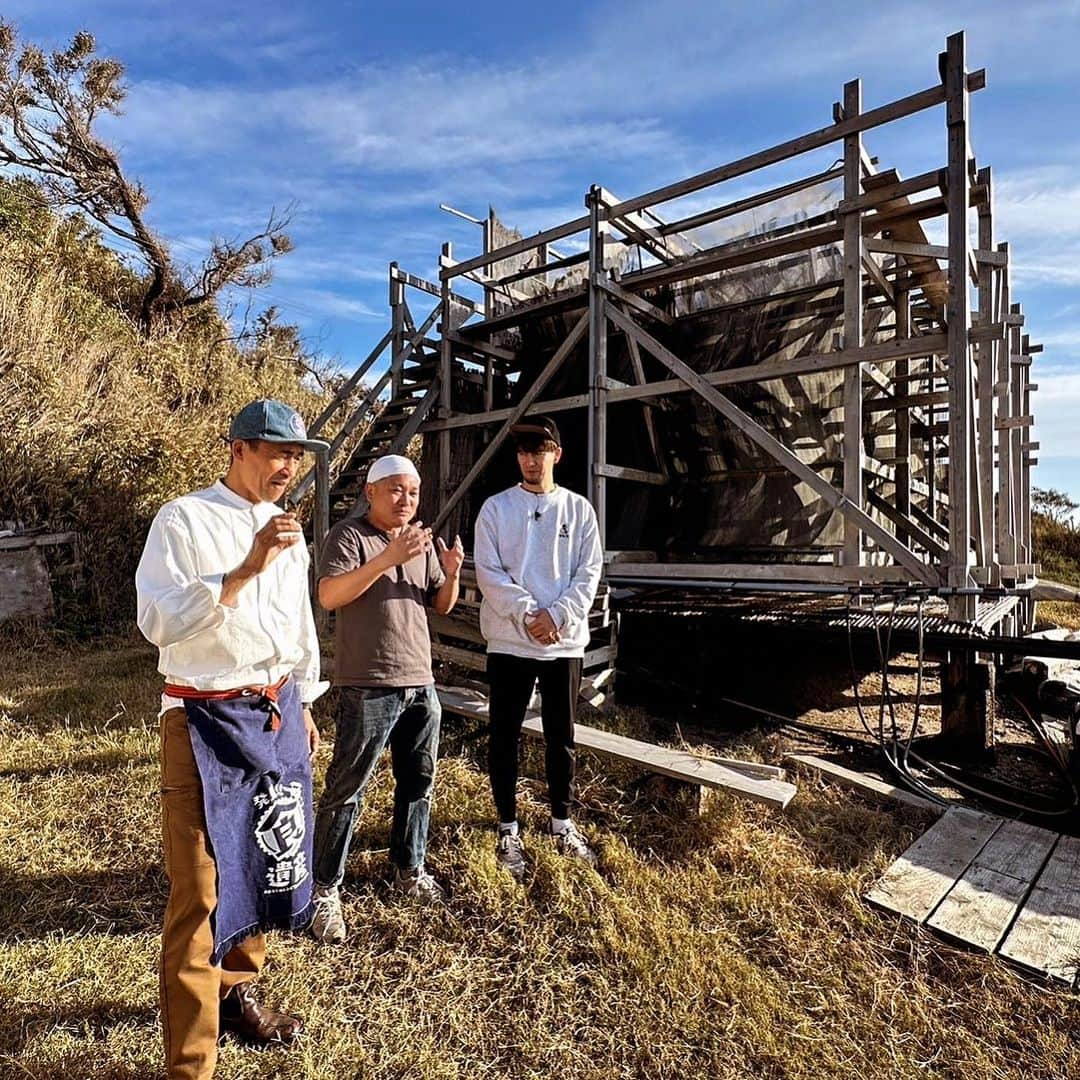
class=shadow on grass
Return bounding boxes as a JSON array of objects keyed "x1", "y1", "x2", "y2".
[
  {"x1": 0, "y1": 749, "x2": 154, "y2": 781},
  {"x1": 0, "y1": 867, "x2": 164, "y2": 942},
  {"x1": 4, "y1": 1052, "x2": 158, "y2": 1080},
  {"x1": 0, "y1": 1001, "x2": 159, "y2": 1073}
]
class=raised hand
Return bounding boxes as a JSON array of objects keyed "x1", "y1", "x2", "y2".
[
  {"x1": 435, "y1": 534, "x2": 465, "y2": 577},
  {"x1": 385, "y1": 522, "x2": 432, "y2": 567},
  {"x1": 242, "y1": 513, "x2": 303, "y2": 575}
]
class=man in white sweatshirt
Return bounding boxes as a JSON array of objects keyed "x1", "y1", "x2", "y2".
[{"x1": 473, "y1": 415, "x2": 603, "y2": 880}]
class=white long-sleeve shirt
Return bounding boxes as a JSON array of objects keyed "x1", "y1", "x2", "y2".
[
  {"x1": 474, "y1": 485, "x2": 603, "y2": 659},
  {"x1": 135, "y1": 480, "x2": 328, "y2": 703}
]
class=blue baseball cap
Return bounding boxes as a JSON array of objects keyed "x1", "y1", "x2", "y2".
[{"x1": 227, "y1": 399, "x2": 329, "y2": 451}]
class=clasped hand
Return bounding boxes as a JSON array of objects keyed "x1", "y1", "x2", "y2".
[{"x1": 525, "y1": 609, "x2": 560, "y2": 645}]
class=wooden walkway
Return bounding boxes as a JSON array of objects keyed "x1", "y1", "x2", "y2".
[{"x1": 866, "y1": 807, "x2": 1080, "y2": 987}]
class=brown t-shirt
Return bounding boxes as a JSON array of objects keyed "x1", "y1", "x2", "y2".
[{"x1": 319, "y1": 516, "x2": 445, "y2": 688}]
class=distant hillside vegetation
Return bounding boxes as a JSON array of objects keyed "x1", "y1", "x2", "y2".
[
  {"x1": 1033, "y1": 488, "x2": 1080, "y2": 587},
  {"x1": 0, "y1": 177, "x2": 330, "y2": 627}
]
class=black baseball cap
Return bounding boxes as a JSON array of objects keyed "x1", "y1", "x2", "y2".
[{"x1": 510, "y1": 414, "x2": 561, "y2": 447}]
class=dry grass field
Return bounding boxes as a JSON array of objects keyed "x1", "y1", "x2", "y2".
[{"x1": 1, "y1": 635, "x2": 1078, "y2": 1080}]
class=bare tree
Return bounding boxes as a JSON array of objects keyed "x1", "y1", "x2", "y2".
[{"x1": 0, "y1": 22, "x2": 292, "y2": 334}]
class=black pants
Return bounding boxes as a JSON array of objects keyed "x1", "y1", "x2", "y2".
[{"x1": 487, "y1": 653, "x2": 582, "y2": 822}]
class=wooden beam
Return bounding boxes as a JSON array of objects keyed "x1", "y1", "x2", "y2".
[
  {"x1": 606, "y1": 80, "x2": 962, "y2": 222},
  {"x1": 842, "y1": 79, "x2": 864, "y2": 569},
  {"x1": 595, "y1": 463, "x2": 668, "y2": 485},
  {"x1": 785, "y1": 753, "x2": 941, "y2": 814},
  {"x1": 587, "y1": 188, "x2": 609, "y2": 541},
  {"x1": 446, "y1": 332, "x2": 518, "y2": 364},
  {"x1": 442, "y1": 215, "x2": 591, "y2": 281},
  {"x1": 945, "y1": 31, "x2": 974, "y2": 615},
  {"x1": 437, "y1": 685, "x2": 796, "y2": 807},
  {"x1": 391, "y1": 265, "x2": 482, "y2": 312},
  {"x1": 420, "y1": 335, "x2": 944, "y2": 435},
  {"x1": 837, "y1": 167, "x2": 945, "y2": 214},
  {"x1": 603, "y1": 335, "x2": 950, "y2": 403},
  {"x1": 0, "y1": 531, "x2": 77, "y2": 551},
  {"x1": 655, "y1": 166, "x2": 843, "y2": 239},
  {"x1": 865, "y1": 488, "x2": 948, "y2": 560}
]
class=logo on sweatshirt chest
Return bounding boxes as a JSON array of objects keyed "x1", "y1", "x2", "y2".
[{"x1": 559, "y1": 522, "x2": 570, "y2": 539}]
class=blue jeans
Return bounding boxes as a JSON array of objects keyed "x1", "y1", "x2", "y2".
[{"x1": 313, "y1": 684, "x2": 441, "y2": 884}]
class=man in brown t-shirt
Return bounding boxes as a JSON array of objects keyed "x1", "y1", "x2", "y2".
[{"x1": 310, "y1": 454, "x2": 463, "y2": 943}]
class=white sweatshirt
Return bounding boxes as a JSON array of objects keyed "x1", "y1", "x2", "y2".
[
  {"x1": 473, "y1": 485, "x2": 603, "y2": 660},
  {"x1": 135, "y1": 480, "x2": 327, "y2": 704}
]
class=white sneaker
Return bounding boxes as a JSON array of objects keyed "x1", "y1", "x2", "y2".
[
  {"x1": 392, "y1": 865, "x2": 446, "y2": 903},
  {"x1": 551, "y1": 821, "x2": 597, "y2": 866},
  {"x1": 309, "y1": 884, "x2": 346, "y2": 944},
  {"x1": 495, "y1": 828, "x2": 526, "y2": 882}
]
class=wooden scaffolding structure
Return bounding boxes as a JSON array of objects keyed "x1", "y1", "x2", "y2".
[{"x1": 300, "y1": 32, "x2": 1041, "y2": 709}]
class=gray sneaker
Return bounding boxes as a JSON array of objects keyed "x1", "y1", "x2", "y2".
[
  {"x1": 552, "y1": 822, "x2": 597, "y2": 866},
  {"x1": 392, "y1": 865, "x2": 446, "y2": 903},
  {"x1": 495, "y1": 828, "x2": 526, "y2": 882},
  {"x1": 309, "y1": 884, "x2": 346, "y2": 944}
]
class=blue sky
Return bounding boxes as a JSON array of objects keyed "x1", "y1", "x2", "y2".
[{"x1": 11, "y1": 0, "x2": 1080, "y2": 501}]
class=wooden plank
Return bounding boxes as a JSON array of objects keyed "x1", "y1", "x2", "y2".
[
  {"x1": 926, "y1": 820, "x2": 1058, "y2": 951},
  {"x1": 431, "y1": 642, "x2": 487, "y2": 671},
  {"x1": 606, "y1": 561, "x2": 918, "y2": 584},
  {"x1": 784, "y1": 753, "x2": 941, "y2": 813},
  {"x1": 867, "y1": 238, "x2": 948, "y2": 260},
  {"x1": 437, "y1": 685, "x2": 794, "y2": 801},
  {"x1": 594, "y1": 463, "x2": 667, "y2": 486},
  {"x1": 445, "y1": 332, "x2": 518, "y2": 363},
  {"x1": 428, "y1": 612, "x2": 486, "y2": 645},
  {"x1": 556, "y1": 723, "x2": 796, "y2": 806},
  {"x1": 865, "y1": 807, "x2": 1001, "y2": 922},
  {"x1": 995, "y1": 415, "x2": 1033, "y2": 430},
  {"x1": 0, "y1": 531, "x2": 77, "y2": 551},
  {"x1": 999, "y1": 835, "x2": 1080, "y2": 985}
]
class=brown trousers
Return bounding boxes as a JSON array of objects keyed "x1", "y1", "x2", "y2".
[{"x1": 160, "y1": 707, "x2": 265, "y2": 1079}]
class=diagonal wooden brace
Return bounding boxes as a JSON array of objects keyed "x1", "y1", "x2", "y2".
[
  {"x1": 606, "y1": 304, "x2": 938, "y2": 584},
  {"x1": 431, "y1": 311, "x2": 589, "y2": 534}
]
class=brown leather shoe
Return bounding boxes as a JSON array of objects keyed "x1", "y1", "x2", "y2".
[{"x1": 220, "y1": 982, "x2": 304, "y2": 1048}]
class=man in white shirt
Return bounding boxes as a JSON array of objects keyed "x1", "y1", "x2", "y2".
[
  {"x1": 473, "y1": 416, "x2": 603, "y2": 881},
  {"x1": 136, "y1": 399, "x2": 328, "y2": 1080}
]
